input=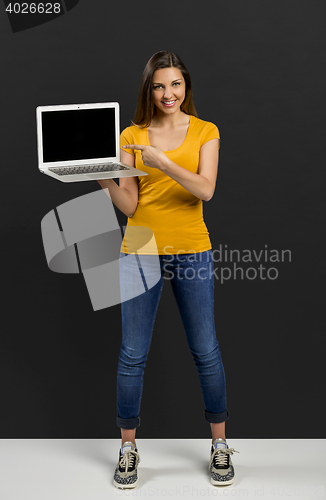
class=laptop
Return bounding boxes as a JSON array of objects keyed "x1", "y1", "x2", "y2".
[{"x1": 36, "y1": 102, "x2": 148, "y2": 182}]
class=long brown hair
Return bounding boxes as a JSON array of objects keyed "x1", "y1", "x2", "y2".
[{"x1": 133, "y1": 51, "x2": 198, "y2": 128}]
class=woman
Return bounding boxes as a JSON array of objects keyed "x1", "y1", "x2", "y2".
[{"x1": 98, "y1": 51, "x2": 238, "y2": 489}]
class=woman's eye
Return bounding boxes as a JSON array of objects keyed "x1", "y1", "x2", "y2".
[{"x1": 153, "y1": 82, "x2": 180, "y2": 90}]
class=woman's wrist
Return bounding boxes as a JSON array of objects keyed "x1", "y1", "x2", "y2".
[
  {"x1": 97, "y1": 178, "x2": 115, "y2": 189},
  {"x1": 159, "y1": 155, "x2": 173, "y2": 172}
]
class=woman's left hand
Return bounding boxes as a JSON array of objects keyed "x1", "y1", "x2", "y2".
[{"x1": 122, "y1": 144, "x2": 168, "y2": 170}]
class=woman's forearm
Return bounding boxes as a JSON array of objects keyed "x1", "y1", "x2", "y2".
[
  {"x1": 97, "y1": 179, "x2": 138, "y2": 218},
  {"x1": 122, "y1": 140, "x2": 218, "y2": 201},
  {"x1": 160, "y1": 158, "x2": 215, "y2": 202}
]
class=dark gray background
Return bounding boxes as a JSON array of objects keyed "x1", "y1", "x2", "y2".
[{"x1": 1, "y1": 0, "x2": 325, "y2": 438}]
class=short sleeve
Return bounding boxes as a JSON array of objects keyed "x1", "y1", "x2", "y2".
[
  {"x1": 202, "y1": 122, "x2": 220, "y2": 149},
  {"x1": 120, "y1": 127, "x2": 135, "y2": 156}
]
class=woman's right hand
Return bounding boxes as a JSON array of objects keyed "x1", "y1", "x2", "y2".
[{"x1": 97, "y1": 151, "x2": 139, "y2": 218}]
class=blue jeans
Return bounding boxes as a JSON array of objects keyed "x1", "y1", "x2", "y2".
[{"x1": 116, "y1": 249, "x2": 229, "y2": 429}]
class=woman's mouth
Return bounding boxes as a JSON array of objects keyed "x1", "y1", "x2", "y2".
[{"x1": 162, "y1": 100, "x2": 177, "y2": 107}]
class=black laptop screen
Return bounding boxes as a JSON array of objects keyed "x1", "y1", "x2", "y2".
[{"x1": 41, "y1": 108, "x2": 117, "y2": 162}]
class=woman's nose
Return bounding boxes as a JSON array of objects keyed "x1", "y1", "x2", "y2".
[{"x1": 163, "y1": 87, "x2": 173, "y2": 98}]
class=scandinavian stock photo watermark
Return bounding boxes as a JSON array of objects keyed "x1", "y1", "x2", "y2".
[
  {"x1": 161, "y1": 245, "x2": 291, "y2": 284},
  {"x1": 41, "y1": 189, "x2": 292, "y2": 310}
]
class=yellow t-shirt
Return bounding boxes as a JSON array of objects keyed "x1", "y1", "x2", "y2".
[{"x1": 120, "y1": 114, "x2": 220, "y2": 255}]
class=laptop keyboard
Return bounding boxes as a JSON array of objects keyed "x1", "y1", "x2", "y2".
[{"x1": 48, "y1": 163, "x2": 129, "y2": 176}]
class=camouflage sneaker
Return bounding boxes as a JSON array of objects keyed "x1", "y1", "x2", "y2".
[
  {"x1": 113, "y1": 441, "x2": 140, "y2": 489},
  {"x1": 209, "y1": 438, "x2": 239, "y2": 486}
]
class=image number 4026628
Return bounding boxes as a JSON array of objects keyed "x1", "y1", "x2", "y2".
[{"x1": 3, "y1": 0, "x2": 80, "y2": 33}]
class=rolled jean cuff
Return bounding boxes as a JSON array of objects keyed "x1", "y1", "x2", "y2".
[
  {"x1": 116, "y1": 416, "x2": 140, "y2": 429},
  {"x1": 204, "y1": 409, "x2": 229, "y2": 424}
]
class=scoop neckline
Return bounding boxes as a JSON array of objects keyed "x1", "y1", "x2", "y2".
[{"x1": 146, "y1": 114, "x2": 193, "y2": 153}]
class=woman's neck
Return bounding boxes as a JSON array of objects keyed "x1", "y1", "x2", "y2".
[{"x1": 150, "y1": 109, "x2": 188, "y2": 128}]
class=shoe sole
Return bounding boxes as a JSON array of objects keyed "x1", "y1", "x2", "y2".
[{"x1": 113, "y1": 478, "x2": 138, "y2": 489}]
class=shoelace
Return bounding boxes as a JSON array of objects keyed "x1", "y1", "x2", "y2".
[
  {"x1": 119, "y1": 450, "x2": 140, "y2": 474},
  {"x1": 209, "y1": 447, "x2": 239, "y2": 471}
]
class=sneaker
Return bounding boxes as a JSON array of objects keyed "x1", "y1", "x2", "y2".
[
  {"x1": 209, "y1": 438, "x2": 239, "y2": 486},
  {"x1": 113, "y1": 441, "x2": 140, "y2": 489}
]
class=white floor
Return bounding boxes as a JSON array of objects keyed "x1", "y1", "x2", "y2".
[{"x1": 0, "y1": 439, "x2": 325, "y2": 499}]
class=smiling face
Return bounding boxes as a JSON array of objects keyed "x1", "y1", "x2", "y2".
[{"x1": 152, "y1": 67, "x2": 186, "y2": 116}]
